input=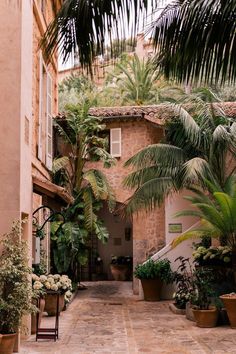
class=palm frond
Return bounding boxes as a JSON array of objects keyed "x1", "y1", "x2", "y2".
[
  {"x1": 125, "y1": 177, "x2": 175, "y2": 215},
  {"x1": 152, "y1": 0, "x2": 236, "y2": 84},
  {"x1": 125, "y1": 143, "x2": 185, "y2": 169},
  {"x1": 52, "y1": 156, "x2": 69, "y2": 173},
  {"x1": 42, "y1": 0, "x2": 150, "y2": 69},
  {"x1": 83, "y1": 169, "x2": 116, "y2": 210},
  {"x1": 171, "y1": 222, "x2": 221, "y2": 248},
  {"x1": 180, "y1": 157, "x2": 214, "y2": 186}
]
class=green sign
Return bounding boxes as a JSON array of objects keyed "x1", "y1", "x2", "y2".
[{"x1": 168, "y1": 223, "x2": 182, "y2": 233}]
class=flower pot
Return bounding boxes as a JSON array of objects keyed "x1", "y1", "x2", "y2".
[
  {"x1": 192, "y1": 307, "x2": 218, "y2": 328},
  {"x1": 140, "y1": 278, "x2": 163, "y2": 301},
  {"x1": 220, "y1": 294, "x2": 236, "y2": 328},
  {"x1": 31, "y1": 297, "x2": 46, "y2": 334},
  {"x1": 44, "y1": 293, "x2": 65, "y2": 316},
  {"x1": 110, "y1": 264, "x2": 129, "y2": 281},
  {"x1": 0, "y1": 333, "x2": 16, "y2": 354}
]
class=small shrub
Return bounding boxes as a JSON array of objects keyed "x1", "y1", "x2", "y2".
[{"x1": 134, "y1": 258, "x2": 173, "y2": 283}]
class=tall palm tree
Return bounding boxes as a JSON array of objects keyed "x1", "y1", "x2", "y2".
[
  {"x1": 42, "y1": 0, "x2": 236, "y2": 85},
  {"x1": 124, "y1": 98, "x2": 236, "y2": 214},
  {"x1": 111, "y1": 54, "x2": 160, "y2": 105}
]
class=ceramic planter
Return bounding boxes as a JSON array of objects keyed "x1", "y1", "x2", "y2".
[
  {"x1": 192, "y1": 307, "x2": 218, "y2": 328},
  {"x1": 44, "y1": 293, "x2": 65, "y2": 316},
  {"x1": 0, "y1": 333, "x2": 16, "y2": 354},
  {"x1": 140, "y1": 278, "x2": 163, "y2": 301},
  {"x1": 220, "y1": 294, "x2": 236, "y2": 328},
  {"x1": 110, "y1": 264, "x2": 130, "y2": 281}
]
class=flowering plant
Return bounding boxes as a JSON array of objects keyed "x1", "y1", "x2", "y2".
[
  {"x1": 193, "y1": 246, "x2": 232, "y2": 266},
  {"x1": 32, "y1": 274, "x2": 72, "y2": 294}
]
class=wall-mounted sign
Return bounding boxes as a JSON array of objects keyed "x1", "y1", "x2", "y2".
[{"x1": 168, "y1": 223, "x2": 182, "y2": 233}]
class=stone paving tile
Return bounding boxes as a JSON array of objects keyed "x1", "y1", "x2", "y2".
[{"x1": 21, "y1": 281, "x2": 236, "y2": 354}]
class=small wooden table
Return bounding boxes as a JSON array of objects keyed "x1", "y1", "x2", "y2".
[{"x1": 36, "y1": 291, "x2": 60, "y2": 341}]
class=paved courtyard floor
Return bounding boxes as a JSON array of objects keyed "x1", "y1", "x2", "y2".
[{"x1": 21, "y1": 281, "x2": 236, "y2": 354}]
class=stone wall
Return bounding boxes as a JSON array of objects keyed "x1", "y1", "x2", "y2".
[{"x1": 86, "y1": 114, "x2": 165, "y2": 293}]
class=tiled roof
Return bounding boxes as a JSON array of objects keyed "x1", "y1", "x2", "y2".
[{"x1": 89, "y1": 102, "x2": 236, "y2": 125}]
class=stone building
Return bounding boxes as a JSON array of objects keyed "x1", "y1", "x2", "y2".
[{"x1": 86, "y1": 103, "x2": 236, "y2": 294}]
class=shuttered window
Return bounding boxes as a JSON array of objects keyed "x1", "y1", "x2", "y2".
[
  {"x1": 38, "y1": 52, "x2": 43, "y2": 160},
  {"x1": 46, "y1": 73, "x2": 53, "y2": 170},
  {"x1": 110, "y1": 128, "x2": 121, "y2": 157}
]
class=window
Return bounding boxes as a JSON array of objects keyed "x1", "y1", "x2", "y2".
[
  {"x1": 38, "y1": 51, "x2": 53, "y2": 169},
  {"x1": 46, "y1": 74, "x2": 53, "y2": 169},
  {"x1": 110, "y1": 128, "x2": 121, "y2": 157}
]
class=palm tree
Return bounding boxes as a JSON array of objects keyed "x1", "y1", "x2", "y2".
[
  {"x1": 42, "y1": 1, "x2": 236, "y2": 85},
  {"x1": 123, "y1": 97, "x2": 236, "y2": 214},
  {"x1": 111, "y1": 54, "x2": 160, "y2": 105},
  {"x1": 171, "y1": 180, "x2": 236, "y2": 250}
]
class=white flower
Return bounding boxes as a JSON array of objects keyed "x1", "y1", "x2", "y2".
[
  {"x1": 45, "y1": 281, "x2": 51, "y2": 290},
  {"x1": 48, "y1": 277, "x2": 55, "y2": 284},
  {"x1": 40, "y1": 275, "x2": 47, "y2": 282},
  {"x1": 33, "y1": 281, "x2": 43, "y2": 290},
  {"x1": 51, "y1": 284, "x2": 59, "y2": 291},
  {"x1": 53, "y1": 274, "x2": 60, "y2": 280},
  {"x1": 32, "y1": 274, "x2": 39, "y2": 281}
]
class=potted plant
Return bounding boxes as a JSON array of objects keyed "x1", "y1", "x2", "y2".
[
  {"x1": 134, "y1": 258, "x2": 173, "y2": 301},
  {"x1": 0, "y1": 221, "x2": 36, "y2": 354},
  {"x1": 190, "y1": 267, "x2": 219, "y2": 328},
  {"x1": 171, "y1": 257, "x2": 194, "y2": 315},
  {"x1": 32, "y1": 274, "x2": 72, "y2": 316},
  {"x1": 110, "y1": 256, "x2": 133, "y2": 281}
]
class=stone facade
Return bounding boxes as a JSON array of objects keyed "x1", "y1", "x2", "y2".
[{"x1": 86, "y1": 107, "x2": 166, "y2": 293}]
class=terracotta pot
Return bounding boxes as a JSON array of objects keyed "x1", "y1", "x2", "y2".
[
  {"x1": 192, "y1": 307, "x2": 218, "y2": 328},
  {"x1": 31, "y1": 297, "x2": 46, "y2": 334},
  {"x1": 110, "y1": 264, "x2": 129, "y2": 281},
  {"x1": 0, "y1": 333, "x2": 16, "y2": 354},
  {"x1": 141, "y1": 278, "x2": 163, "y2": 301},
  {"x1": 44, "y1": 293, "x2": 65, "y2": 316},
  {"x1": 220, "y1": 294, "x2": 236, "y2": 328}
]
